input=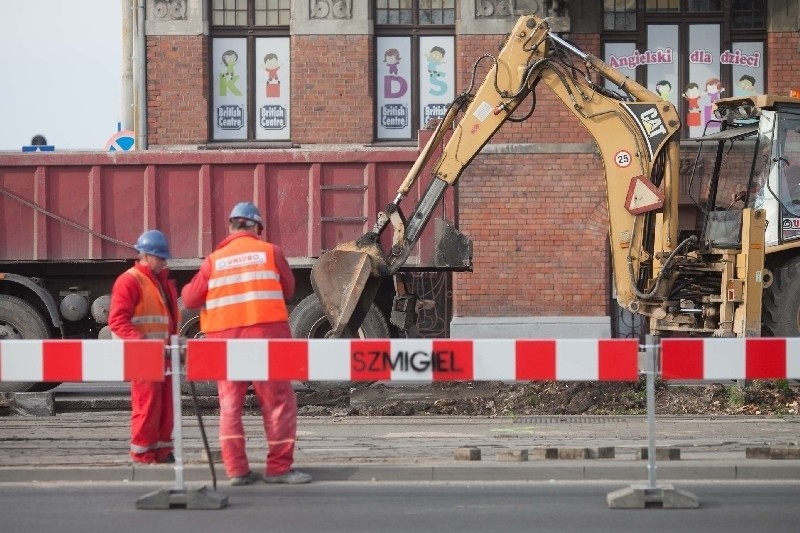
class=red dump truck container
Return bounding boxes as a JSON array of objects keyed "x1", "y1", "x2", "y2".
[{"x1": 0, "y1": 139, "x2": 470, "y2": 392}]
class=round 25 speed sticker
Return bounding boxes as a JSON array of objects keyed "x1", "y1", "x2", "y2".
[{"x1": 615, "y1": 150, "x2": 632, "y2": 168}]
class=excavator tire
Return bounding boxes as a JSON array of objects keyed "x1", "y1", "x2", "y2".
[
  {"x1": 289, "y1": 293, "x2": 390, "y2": 391},
  {"x1": 761, "y1": 257, "x2": 800, "y2": 337}
]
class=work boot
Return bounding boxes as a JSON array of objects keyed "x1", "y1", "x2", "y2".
[
  {"x1": 229, "y1": 471, "x2": 262, "y2": 486},
  {"x1": 264, "y1": 469, "x2": 312, "y2": 484},
  {"x1": 158, "y1": 453, "x2": 175, "y2": 464}
]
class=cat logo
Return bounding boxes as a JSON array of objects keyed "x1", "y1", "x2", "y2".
[
  {"x1": 640, "y1": 108, "x2": 667, "y2": 139},
  {"x1": 622, "y1": 103, "x2": 671, "y2": 160}
]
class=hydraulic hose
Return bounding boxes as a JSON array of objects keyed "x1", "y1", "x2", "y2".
[
  {"x1": 189, "y1": 381, "x2": 218, "y2": 490},
  {"x1": 629, "y1": 233, "x2": 698, "y2": 301}
]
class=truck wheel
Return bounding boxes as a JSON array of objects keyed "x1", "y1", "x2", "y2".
[
  {"x1": 762, "y1": 257, "x2": 800, "y2": 336},
  {"x1": 177, "y1": 298, "x2": 217, "y2": 396},
  {"x1": 290, "y1": 293, "x2": 390, "y2": 339},
  {"x1": 0, "y1": 295, "x2": 52, "y2": 393},
  {"x1": 289, "y1": 294, "x2": 390, "y2": 391}
]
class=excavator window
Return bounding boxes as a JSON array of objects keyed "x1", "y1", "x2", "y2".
[
  {"x1": 775, "y1": 113, "x2": 800, "y2": 239},
  {"x1": 688, "y1": 122, "x2": 761, "y2": 249}
]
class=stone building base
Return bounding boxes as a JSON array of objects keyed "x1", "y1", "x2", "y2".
[{"x1": 450, "y1": 316, "x2": 611, "y2": 339}]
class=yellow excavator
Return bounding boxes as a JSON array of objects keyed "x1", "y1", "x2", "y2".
[{"x1": 311, "y1": 14, "x2": 800, "y2": 340}]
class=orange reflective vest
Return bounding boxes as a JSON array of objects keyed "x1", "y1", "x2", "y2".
[
  {"x1": 200, "y1": 237, "x2": 289, "y2": 333},
  {"x1": 117, "y1": 268, "x2": 171, "y2": 340}
]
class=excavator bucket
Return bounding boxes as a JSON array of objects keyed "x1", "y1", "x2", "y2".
[{"x1": 310, "y1": 247, "x2": 382, "y2": 337}]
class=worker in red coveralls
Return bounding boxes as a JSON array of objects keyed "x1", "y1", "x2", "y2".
[
  {"x1": 181, "y1": 202, "x2": 311, "y2": 486},
  {"x1": 109, "y1": 230, "x2": 179, "y2": 465}
]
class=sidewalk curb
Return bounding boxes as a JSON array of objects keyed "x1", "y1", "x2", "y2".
[{"x1": 2, "y1": 461, "x2": 799, "y2": 484}]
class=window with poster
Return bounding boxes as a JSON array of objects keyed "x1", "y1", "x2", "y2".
[
  {"x1": 601, "y1": 1, "x2": 766, "y2": 139},
  {"x1": 374, "y1": 1, "x2": 455, "y2": 141},
  {"x1": 209, "y1": 0, "x2": 291, "y2": 142}
]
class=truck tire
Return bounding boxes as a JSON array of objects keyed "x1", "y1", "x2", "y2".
[
  {"x1": 177, "y1": 297, "x2": 217, "y2": 396},
  {"x1": 178, "y1": 297, "x2": 202, "y2": 339},
  {"x1": 289, "y1": 294, "x2": 390, "y2": 391},
  {"x1": 0, "y1": 295, "x2": 52, "y2": 393},
  {"x1": 762, "y1": 257, "x2": 800, "y2": 336},
  {"x1": 290, "y1": 293, "x2": 390, "y2": 339}
]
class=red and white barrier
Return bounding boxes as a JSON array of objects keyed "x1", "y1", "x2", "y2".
[
  {"x1": 5, "y1": 336, "x2": 800, "y2": 384},
  {"x1": 0, "y1": 340, "x2": 165, "y2": 382},
  {"x1": 661, "y1": 338, "x2": 800, "y2": 380},
  {"x1": 185, "y1": 338, "x2": 639, "y2": 382}
]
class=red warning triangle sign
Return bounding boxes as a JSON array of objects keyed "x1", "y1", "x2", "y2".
[{"x1": 625, "y1": 175, "x2": 665, "y2": 215}]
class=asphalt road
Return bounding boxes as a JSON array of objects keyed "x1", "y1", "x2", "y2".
[{"x1": 2, "y1": 481, "x2": 799, "y2": 533}]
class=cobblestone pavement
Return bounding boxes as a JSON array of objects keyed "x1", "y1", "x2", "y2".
[{"x1": 2, "y1": 413, "x2": 799, "y2": 469}]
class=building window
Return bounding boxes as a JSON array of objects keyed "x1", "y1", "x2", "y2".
[
  {"x1": 209, "y1": 0, "x2": 291, "y2": 141},
  {"x1": 375, "y1": 1, "x2": 456, "y2": 141},
  {"x1": 645, "y1": 0, "x2": 680, "y2": 12},
  {"x1": 376, "y1": 0, "x2": 413, "y2": 24},
  {"x1": 211, "y1": 0, "x2": 290, "y2": 26},
  {"x1": 687, "y1": 1, "x2": 722, "y2": 12},
  {"x1": 603, "y1": 3, "x2": 766, "y2": 138},
  {"x1": 212, "y1": 0, "x2": 247, "y2": 26},
  {"x1": 603, "y1": 0, "x2": 636, "y2": 31},
  {"x1": 731, "y1": 0, "x2": 765, "y2": 29},
  {"x1": 418, "y1": 0, "x2": 455, "y2": 25}
]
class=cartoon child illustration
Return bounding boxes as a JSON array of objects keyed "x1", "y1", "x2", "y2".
[
  {"x1": 426, "y1": 46, "x2": 446, "y2": 78},
  {"x1": 683, "y1": 82, "x2": 701, "y2": 111},
  {"x1": 221, "y1": 50, "x2": 238, "y2": 80},
  {"x1": 383, "y1": 48, "x2": 401, "y2": 76},
  {"x1": 219, "y1": 50, "x2": 242, "y2": 96},
  {"x1": 262, "y1": 53, "x2": 281, "y2": 84},
  {"x1": 261, "y1": 52, "x2": 282, "y2": 98},
  {"x1": 703, "y1": 78, "x2": 725, "y2": 126},
  {"x1": 682, "y1": 82, "x2": 702, "y2": 127},
  {"x1": 737, "y1": 75, "x2": 757, "y2": 95},
  {"x1": 655, "y1": 80, "x2": 672, "y2": 102},
  {"x1": 705, "y1": 78, "x2": 725, "y2": 103}
]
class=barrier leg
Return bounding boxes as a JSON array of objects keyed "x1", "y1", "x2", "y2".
[
  {"x1": 136, "y1": 336, "x2": 228, "y2": 510},
  {"x1": 606, "y1": 337, "x2": 699, "y2": 509}
]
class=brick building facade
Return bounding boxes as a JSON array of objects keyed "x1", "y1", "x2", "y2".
[{"x1": 142, "y1": 0, "x2": 799, "y2": 338}]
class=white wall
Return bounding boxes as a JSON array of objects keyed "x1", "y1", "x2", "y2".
[{"x1": 0, "y1": 0, "x2": 122, "y2": 150}]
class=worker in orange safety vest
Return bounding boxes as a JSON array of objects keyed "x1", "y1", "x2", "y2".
[
  {"x1": 109, "y1": 229, "x2": 179, "y2": 465},
  {"x1": 181, "y1": 201, "x2": 311, "y2": 486}
]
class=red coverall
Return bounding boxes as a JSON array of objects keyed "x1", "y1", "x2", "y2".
[
  {"x1": 108, "y1": 262, "x2": 179, "y2": 464},
  {"x1": 181, "y1": 231, "x2": 297, "y2": 479}
]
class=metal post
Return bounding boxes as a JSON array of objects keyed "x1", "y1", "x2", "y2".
[
  {"x1": 134, "y1": 0, "x2": 148, "y2": 149},
  {"x1": 646, "y1": 335, "x2": 657, "y2": 489},
  {"x1": 121, "y1": 0, "x2": 134, "y2": 130},
  {"x1": 607, "y1": 337, "x2": 699, "y2": 509},
  {"x1": 170, "y1": 334, "x2": 184, "y2": 490},
  {"x1": 135, "y1": 336, "x2": 228, "y2": 510}
]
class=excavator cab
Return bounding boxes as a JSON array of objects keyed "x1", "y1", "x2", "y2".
[{"x1": 691, "y1": 97, "x2": 800, "y2": 251}]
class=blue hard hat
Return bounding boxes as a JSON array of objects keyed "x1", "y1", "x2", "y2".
[
  {"x1": 134, "y1": 230, "x2": 171, "y2": 259},
  {"x1": 229, "y1": 201, "x2": 264, "y2": 229}
]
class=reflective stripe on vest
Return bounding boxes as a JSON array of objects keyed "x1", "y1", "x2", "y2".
[
  {"x1": 122, "y1": 268, "x2": 171, "y2": 340},
  {"x1": 206, "y1": 290, "x2": 286, "y2": 310},
  {"x1": 201, "y1": 238, "x2": 289, "y2": 332}
]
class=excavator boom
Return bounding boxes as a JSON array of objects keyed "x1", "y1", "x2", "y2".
[{"x1": 311, "y1": 14, "x2": 680, "y2": 337}]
